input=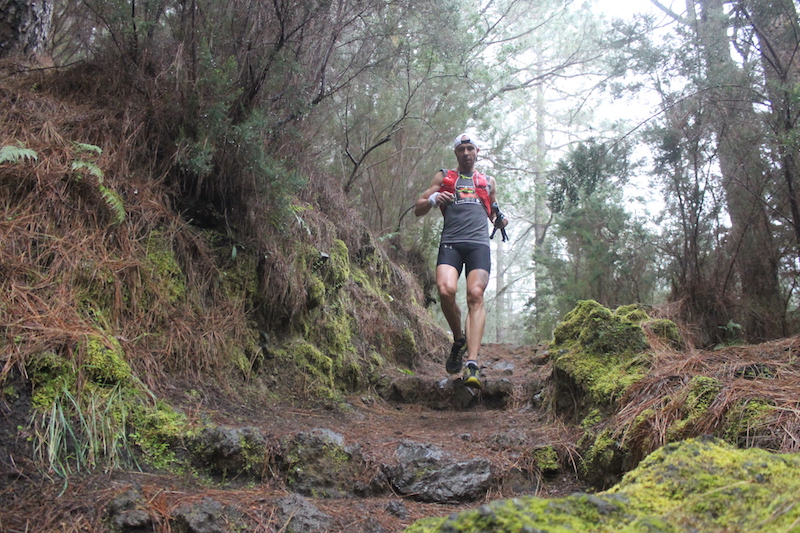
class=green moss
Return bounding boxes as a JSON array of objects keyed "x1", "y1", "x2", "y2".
[
  {"x1": 724, "y1": 398, "x2": 775, "y2": 447},
  {"x1": 551, "y1": 301, "x2": 652, "y2": 406},
  {"x1": 26, "y1": 340, "x2": 199, "y2": 476},
  {"x1": 294, "y1": 342, "x2": 333, "y2": 378},
  {"x1": 1, "y1": 384, "x2": 18, "y2": 401},
  {"x1": 370, "y1": 351, "x2": 385, "y2": 368},
  {"x1": 530, "y1": 445, "x2": 559, "y2": 472},
  {"x1": 617, "y1": 516, "x2": 678, "y2": 532},
  {"x1": 581, "y1": 409, "x2": 604, "y2": 429},
  {"x1": 326, "y1": 239, "x2": 351, "y2": 289},
  {"x1": 281, "y1": 341, "x2": 338, "y2": 399},
  {"x1": 321, "y1": 303, "x2": 355, "y2": 359},
  {"x1": 83, "y1": 335, "x2": 131, "y2": 385},
  {"x1": 240, "y1": 439, "x2": 263, "y2": 474},
  {"x1": 130, "y1": 400, "x2": 194, "y2": 471},
  {"x1": 609, "y1": 437, "x2": 800, "y2": 530},
  {"x1": 555, "y1": 349, "x2": 650, "y2": 406},
  {"x1": 406, "y1": 438, "x2": 800, "y2": 532},
  {"x1": 580, "y1": 428, "x2": 619, "y2": 478},
  {"x1": 615, "y1": 304, "x2": 650, "y2": 323},
  {"x1": 667, "y1": 376, "x2": 722, "y2": 440},
  {"x1": 306, "y1": 274, "x2": 326, "y2": 309},
  {"x1": 553, "y1": 300, "x2": 649, "y2": 355},
  {"x1": 145, "y1": 231, "x2": 186, "y2": 303},
  {"x1": 350, "y1": 252, "x2": 395, "y2": 302},
  {"x1": 405, "y1": 492, "x2": 622, "y2": 532},
  {"x1": 643, "y1": 319, "x2": 684, "y2": 350},
  {"x1": 29, "y1": 351, "x2": 77, "y2": 409},
  {"x1": 26, "y1": 349, "x2": 196, "y2": 476},
  {"x1": 685, "y1": 376, "x2": 722, "y2": 411}
]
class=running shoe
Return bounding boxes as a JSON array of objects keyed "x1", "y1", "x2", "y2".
[
  {"x1": 463, "y1": 360, "x2": 482, "y2": 389},
  {"x1": 446, "y1": 337, "x2": 467, "y2": 374}
]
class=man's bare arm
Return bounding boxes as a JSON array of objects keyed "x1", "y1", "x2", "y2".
[{"x1": 415, "y1": 171, "x2": 449, "y2": 217}]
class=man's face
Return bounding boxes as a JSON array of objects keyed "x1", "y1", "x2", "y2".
[{"x1": 454, "y1": 142, "x2": 478, "y2": 169}]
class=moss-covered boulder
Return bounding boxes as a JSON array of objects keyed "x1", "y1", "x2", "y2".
[
  {"x1": 280, "y1": 428, "x2": 378, "y2": 498},
  {"x1": 549, "y1": 300, "x2": 652, "y2": 420},
  {"x1": 405, "y1": 437, "x2": 800, "y2": 532},
  {"x1": 190, "y1": 426, "x2": 267, "y2": 480},
  {"x1": 666, "y1": 375, "x2": 723, "y2": 441},
  {"x1": 642, "y1": 318, "x2": 684, "y2": 350},
  {"x1": 549, "y1": 301, "x2": 685, "y2": 488}
]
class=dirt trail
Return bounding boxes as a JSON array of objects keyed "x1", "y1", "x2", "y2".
[{"x1": 1, "y1": 343, "x2": 588, "y2": 532}]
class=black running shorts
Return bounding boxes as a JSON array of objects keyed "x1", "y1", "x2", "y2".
[{"x1": 436, "y1": 242, "x2": 491, "y2": 276}]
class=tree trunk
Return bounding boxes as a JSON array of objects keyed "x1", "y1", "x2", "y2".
[
  {"x1": 740, "y1": 0, "x2": 800, "y2": 261},
  {"x1": 690, "y1": 0, "x2": 784, "y2": 341},
  {"x1": 531, "y1": 68, "x2": 551, "y2": 340},
  {"x1": 0, "y1": 0, "x2": 52, "y2": 59}
]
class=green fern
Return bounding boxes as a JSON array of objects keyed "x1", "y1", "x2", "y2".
[
  {"x1": 99, "y1": 184, "x2": 126, "y2": 225},
  {"x1": 73, "y1": 142, "x2": 103, "y2": 155},
  {"x1": 69, "y1": 143, "x2": 126, "y2": 225},
  {"x1": 0, "y1": 144, "x2": 38, "y2": 164},
  {"x1": 71, "y1": 160, "x2": 105, "y2": 182}
]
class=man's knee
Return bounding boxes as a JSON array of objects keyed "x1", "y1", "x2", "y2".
[
  {"x1": 466, "y1": 284, "x2": 485, "y2": 306},
  {"x1": 438, "y1": 280, "x2": 457, "y2": 300}
]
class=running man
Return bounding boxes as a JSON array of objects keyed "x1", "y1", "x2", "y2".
[{"x1": 414, "y1": 132, "x2": 508, "y2": 388}]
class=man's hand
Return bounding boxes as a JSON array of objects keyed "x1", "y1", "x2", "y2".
[
  {"x1": 490, "y1": 203, "x2": 509, "y2": 242},
  {"x1": 429, "y1": 191, "x2": 455, "y2": 206}
]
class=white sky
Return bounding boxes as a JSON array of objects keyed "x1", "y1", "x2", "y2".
[
  {"x1": 593, "y1": 0, "x2": 664, "y2": 19},
  {"x1": 590, "y1": 0, "x2": 677, "y2": 220}
]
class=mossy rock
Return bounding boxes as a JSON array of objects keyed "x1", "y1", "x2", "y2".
[
  {"x1": 405, "y1": 437, "x2": 800, "y2": 532},
  {"x1": 552, "y1": 300, "x2": 648, "y2": 354},
  {"x1": 615, "y1": 303, "x2": 650, "y2": 324},
  {"x1": 190, "y1": 426, "x2": 266, "y2": 480},
  {"x1": 549, "y1": 301, "x2": 652, "y2": 420},
  {"x1": 130, "y1": 400, "x2": 194, "y2": 471},
  {"x1": 577, "y1": 421, "x2": 641, "y2": 490},
  {"x1": 529, "y1": 445, "x2": 559, "y2": 474},
  {"x1": 279, "y1": 429, "x2": 369, "y2": 498},
  {"x1": 724, "y1": 398, "x2": 776, "y2": 448},
  {"x1": 642, "y1": 318, "x2": 684, "y2": 350},
  {"x1": 28, "y1": 351, "x2": 77, "y2": 409},
  {"x1": 83, "y1": 335, "x2": 132, "y2": 385},
  {"x1": 26, "y1": 343, "x2": 195, "y2": 474},
  {"x1": 667, "y1": 376, "x2": 723, "y2": 441},
  {"x1": 609, "y1": 437, "x2": 800, "y2": 530}
]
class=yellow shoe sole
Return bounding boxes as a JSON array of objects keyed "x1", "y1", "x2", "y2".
[{"x1": 463, "y1": 375, "x2": 482, "y2": 389}]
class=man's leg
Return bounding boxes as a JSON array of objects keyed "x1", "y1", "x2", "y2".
[
  {"x1": 436, "y1": 264, "x2": 463, "y2": 339},
  {"x1": 464, "y1": 268, "x2": 489, "y2": 361},
  {"x1": 437, "y1": 263, "x2": 469, "y2": 374}
]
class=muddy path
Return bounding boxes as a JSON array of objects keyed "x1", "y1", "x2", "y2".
[{"x1": 1, "y1": 343, "x2": 590, "y2": 532}]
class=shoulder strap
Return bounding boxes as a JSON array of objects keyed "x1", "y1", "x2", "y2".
[
  {"x1": 473, "y1": 172, "x2": 492, "y2": 216},
  {"x1": 441, "y1": 169, "x2": 458, "y2": 191}
]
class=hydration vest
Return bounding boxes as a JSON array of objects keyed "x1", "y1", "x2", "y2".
[{"x1": 439, "y1": 169, "x2": 492, "y2": 217}]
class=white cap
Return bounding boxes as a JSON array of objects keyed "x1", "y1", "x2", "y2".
[{"x1": 453, "y1": 133, "x2": 481, "y2": 149}]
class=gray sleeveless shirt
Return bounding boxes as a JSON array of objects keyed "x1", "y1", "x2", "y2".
[{"x1": 440, "y1": 172, "x2": 492, "y2": 246}]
